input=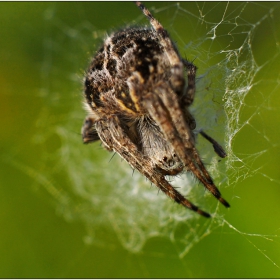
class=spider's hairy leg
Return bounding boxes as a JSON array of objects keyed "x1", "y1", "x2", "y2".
[
  {"x1": 155, "y1": 84, "x2": 195, "y2": 148},
  {"x1": 135, "y1": 2, "x2": 173, "y2": 54},
  {"x1": 199, "y1": 130, "x2": 227, "y2": 158},
  {"x1": 182, "y1": 59, "x2": 197, "y2": 106},
  {"x1": 135, "y1": 1, "x2": 185, "y2": 93},
  {"x1": 157, "y1": 86, "x2": 230, "y2": 207},
  {"x1": 181, "y1": 59, "x2": 227, "y2": 158},
  {"x1": 95, "y1": 115, "x2": 211, "y2": 218},
  {"x1": 82, "y1": 116, "x2": 100, "y2": 144},
  {"x1": 143, "y1": 89, "x2": 230, "y2": 208},
  {"x1": 191, "y1": 148, "x2": 230, "y2": 207}
]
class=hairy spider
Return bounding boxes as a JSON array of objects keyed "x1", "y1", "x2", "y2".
[{"x1": 82, "y1": 2, "x2": 230, "y2": 218}]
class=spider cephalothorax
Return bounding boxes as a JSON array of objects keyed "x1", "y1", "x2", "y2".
[{"x1": 82, "y1": 2, "x2": 229, "y2": 218}]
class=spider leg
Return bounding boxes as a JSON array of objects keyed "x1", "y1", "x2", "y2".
[
  {"x1": 135, "y1": 2, "x2": 185, "y2": 94},
  {"x1": 95, "y1": 115, "x2": 211, "y2": 218},
  {"x1": 143, "y1": 87, "x2": 230, "y2": 208},
  {"x1": 135, "y1": 2, "x2": 180, "y2": 66},
  {"x1": 82, "y1": 116, "x2": 100, "y2": 144},
  {"x1": 199, "y1": 130, "x2": 227, "y2": 158},
  {"x1": 182, "y1": 60, "x2": 227, "y2": 158},
  {"x1": 182, "y1": 59, "x2": 197, "y2": 106}
]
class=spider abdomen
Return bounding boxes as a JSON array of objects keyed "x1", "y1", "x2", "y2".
[{"x1": 84, "y1": 27, "x2": 174, "y2": 118}]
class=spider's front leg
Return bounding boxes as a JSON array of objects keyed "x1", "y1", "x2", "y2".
[
  {"x1": 95, "y1": 115, "x2": 211, "y2": 218},
  {"x1": 142, "y1": 87, "x2": 230, "y2": 208}
]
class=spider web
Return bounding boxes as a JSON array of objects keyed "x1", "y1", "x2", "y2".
[{"x1": 13, "y1": 2, "x2": 280, "y2": 266}]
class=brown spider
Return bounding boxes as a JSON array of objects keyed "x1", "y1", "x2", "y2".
[{"x1": 82, "y1": 2, "x2": 230, "y2": 218}]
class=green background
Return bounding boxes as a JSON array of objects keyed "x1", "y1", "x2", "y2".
[{"x1": 1, "y1": 2, "x2": 280, "y2": 278}]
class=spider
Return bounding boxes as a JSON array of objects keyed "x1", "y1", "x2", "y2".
[{"x1": 82, "y1": 1, "x2": 230, "y2": 218}]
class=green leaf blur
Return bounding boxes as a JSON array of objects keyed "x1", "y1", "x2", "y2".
[{"x1": 1, "y1": 2, "x2": 280, "y2": 278}]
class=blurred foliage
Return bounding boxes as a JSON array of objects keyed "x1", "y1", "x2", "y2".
[{"x1": 1, "y1": 2, "x2": 280, "y2": 278}]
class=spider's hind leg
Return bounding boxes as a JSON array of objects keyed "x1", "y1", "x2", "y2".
[
  {"x1": 182, "y1": 59, "x2": 197, "y2": 106},
  {"x1": 199, "y1": 130, "x2": 227, "y2": 158},
  {"x1": 82, "y1": 116, "x2": 100, "y2": 144}
]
